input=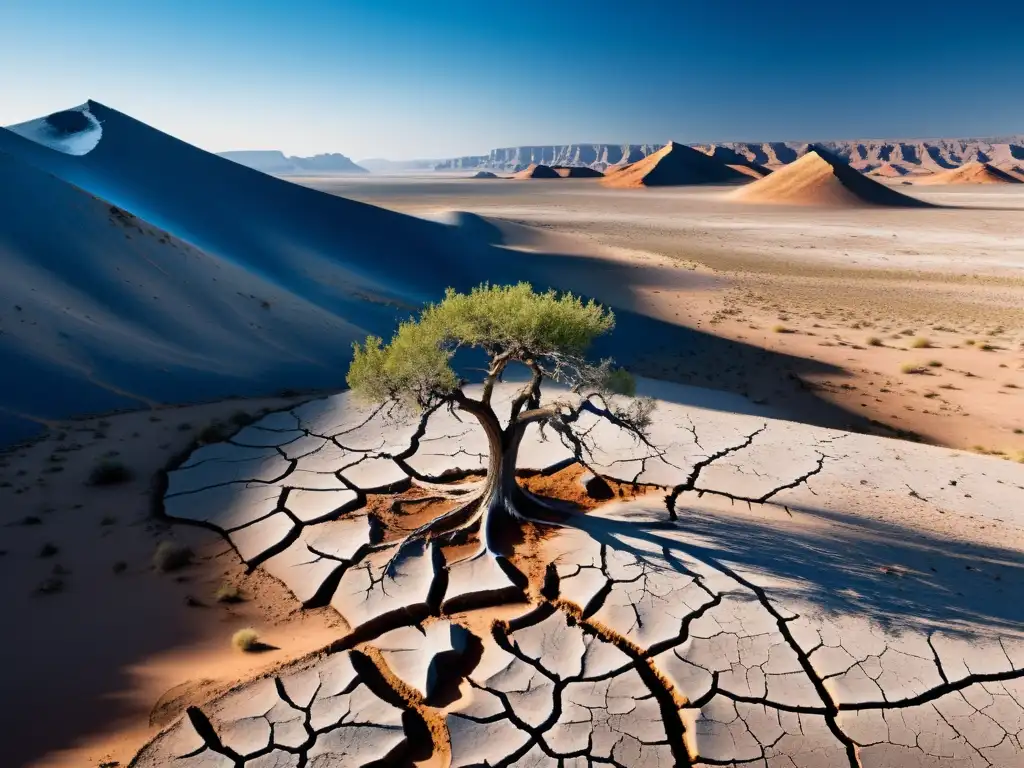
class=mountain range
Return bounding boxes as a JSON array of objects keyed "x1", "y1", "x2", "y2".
[{"x1": 218, "y1": 149, "x2": 367, "y2": 174}]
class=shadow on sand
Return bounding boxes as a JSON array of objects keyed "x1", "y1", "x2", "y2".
[{"x1": 567, "y1": 499, "x2": 1023, "y2": 637}]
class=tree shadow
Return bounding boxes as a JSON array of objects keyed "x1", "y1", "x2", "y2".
[{"x1": 565, "y1": 498, "x2": 1024, "y2": 638}]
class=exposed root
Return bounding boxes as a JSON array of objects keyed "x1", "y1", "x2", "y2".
[{"x1": 411, "y1": 477, "x2": 485, "y2": 496}]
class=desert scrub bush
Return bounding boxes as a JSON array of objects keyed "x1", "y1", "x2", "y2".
[
  {"x1": 197, "y1": 421, "x2": 227, "y2": 444},
  {"x1": 866, "y1": 336, "x2": 883, "y2": 347},
  {"x1": 36, "y1": 576, "x2": 64, "y2": 595},
  {"x1": 88, "y1": 460, "x2": 133, "y2": 486},
  {"x1": 772, "y1": 324, "x2": 794, "y2": 334},
  {"x1": 979, "y1": 343, "x2": 995, "y2": 351},
  {"x1": 153, "y1": 541, "x2": 193, "y2": 572},
  {"x1": 232, "y1": 628, "x2": 261, "y2": 651},
  {"x1": 911, "y1": 337, "x2": 932, "y2": 349},
  {"x1": 215, "y1": 582, "x2": 244, "y2": 603},
  {"x1": 230, "y1": 410, "x2": 254, "y2": 426},
  {"x1": 927, "y1": 360, "x2": 943, "y2": 368},
  {"x1": 900, "y1": 363, "x2": 927, "y2": 374},
  {"x1": 38, "y1": 542, "x2": 59, "y2": 558}
]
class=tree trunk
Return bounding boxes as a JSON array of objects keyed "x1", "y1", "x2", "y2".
[{"x1": 461, "y1": 406, "x2": 531, "y2": 556}]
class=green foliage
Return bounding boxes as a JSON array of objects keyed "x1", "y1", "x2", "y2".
[
  {"x1": 347, "y1": 283, "x2": 616, "y2": 407},
  {"x1": 424, "y1": 282, "x2": 614, "y2": 356}
]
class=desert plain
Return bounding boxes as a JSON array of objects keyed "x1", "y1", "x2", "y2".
[{"x1": 1, "y1": 105, "x2": 1023, "y2": 768}]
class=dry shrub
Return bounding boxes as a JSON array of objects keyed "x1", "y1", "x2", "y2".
[
  {"x1": 232, "y1": 628, "x2": 260, "y2": 651},
  {"x1": 153, "y1": 541, "x2": 193, "y2": 572}
]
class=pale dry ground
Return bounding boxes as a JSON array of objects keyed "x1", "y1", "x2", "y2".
[
  {"x1": 301, "y1": 175, "x2": 1024, "y2": 454},
  {"x1": 0, "y1": 397, "x2": 350, "y2": 768}
]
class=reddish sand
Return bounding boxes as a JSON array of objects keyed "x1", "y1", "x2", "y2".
[
  {"x1": 731, "y1": 148, "x2": 931, "y2": 207},
  {"x1": 512, "y1": 163, "x2": 560, "y2": 179},
  {"x1": 915, "y1": 161, "x2": 1023, "y2": 185},
  {"x1": 600, "y1": 141, "x2": 748, "y2": 188}
]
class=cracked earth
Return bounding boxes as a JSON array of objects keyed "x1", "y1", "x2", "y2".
[{"x1": 137, "y1": 380, "x2": 1024, "y2": 767}]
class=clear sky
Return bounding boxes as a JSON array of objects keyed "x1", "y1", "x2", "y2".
[{"x1": 2, "y1": 0, "x2": 1022, "y2": 160}]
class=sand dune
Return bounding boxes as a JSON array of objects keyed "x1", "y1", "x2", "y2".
[
  {"x1": 601, "y1": 141, "x2": 748, "y2": 188},
  {"x1": 698, "y1": 145, "x2": 771, "y2": 177},
  {"x1": 914, "y1": 160, "x2": 1023, "y2": 185},
  {"x1": 513, "y1": 163, "x2": 561, "y2": 179},
  {"x1": 730, "y1": 146, "x2": 931, "y2": 207},
  {"x1": 0, "y1": 102, "x2": 528, "y2": 443},
  {"x1": 553, "y1": 165, "x2": 604, "y2": 178}
]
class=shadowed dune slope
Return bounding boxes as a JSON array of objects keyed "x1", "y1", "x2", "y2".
[
  {"x1": 0, "y1": 102, "x2": 535, "y2": 442},
  {"x1": 601, "y1": 141, "x2": 748, "y2": 187},
  {"x1": 553, "y1": 165, "x2": 604, "y2": 178},
  {"x1": 0, "y1": 149, "x2": 373, "y2": 442},
  {"x1": 730, "y1": 146, "x2": 932, "y2": 207},
  {"x1": 698, "y1": 145, "x2": 771, "y2": 177},
  {"x1": 0, "y1": 102, "x2": 513, "y2": 316},
  {"x1": 915, "y1": 161, "x2": 1023, "y2": 185},
  {"x1": 513, "y1": 163, "x2": 561, "y2": 179}
]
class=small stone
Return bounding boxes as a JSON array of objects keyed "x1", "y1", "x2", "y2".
[{"x1": 579, "y1": 472, "x2": 613, "y2": 500}]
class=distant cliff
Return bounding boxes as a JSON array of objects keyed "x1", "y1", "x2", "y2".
[
  {"x1": 435, "y1": 144, "x2": 661, "y2": 171},
  {"x1": 435, "y1": 138, "x2": 1024, "y2": 173},
  {"x1": 704, "y1": 139, "x2": 1024, "y2": 172},
  {"x1": 218, "y1": 150, "x2": 367, "y2": 175}
]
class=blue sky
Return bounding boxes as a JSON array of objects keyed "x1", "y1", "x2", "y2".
[{"x1": 2, "y1": 0, "x2": 1022, "y2": 159}]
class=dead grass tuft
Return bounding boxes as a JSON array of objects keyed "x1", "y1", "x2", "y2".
[
  {"x1": 232, "y1": 628, "x2": 261, "y2": 652},
  {"x1": 153, "y1": 541, "x2": 193, "y2": 572}
]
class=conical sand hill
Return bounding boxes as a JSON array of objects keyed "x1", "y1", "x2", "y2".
[
  {"x1": 601, "y1": 141, "x2": 748, "y2": 187},
  {"x1": 730, "y1": 146, "x2": 931, "y2": 207}
]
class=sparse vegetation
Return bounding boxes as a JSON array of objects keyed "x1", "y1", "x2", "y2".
[
  {"x1": 153, "y1": 541, "x2": 193, "y2": 572},
  {"x1": 911, "y1": 337, "x2": 932, "y2": 349},
  {"x1": 177, "y1": 422, "x2": 193, "y2": 431},
  {"x1": 198, "y1": 421, "x2": 227, "y2": 444},
  {"x1": 88, "y1": 460, "x2": 133, "y2": 486},
  {"x1": 900, "y1": 363, "x2": 927, "y2": 375},
  {"x1": 347, "y1": 282, "x2": 651, "y2": 560},
  {"x1": 772, "y1": 324, "x2": 794, "y2": 334},
  {"x1": 866, "y1": 336, "x2": 883, "y2": 347},
  {"x1": 36, "y1": 576, "x2": 65, "y2": 595},
  {"x1": 38, "y1": 542, "x2": 59, "y2": 558},
  {"x1": 927, "y1": 360, "x2": 943, "y2": 368},
  {"x1": 215, "y1": 582, "x2": 244, "y2": 603},
  {"x1": 979, "y1": 343, "x2": 996, "y2": 351},
  {"x1": 232, "y1": 628, "x2": 261, "y2": 651},
  {"x1": 230, "y1": 410, "x2": 254, "y2": 426}
]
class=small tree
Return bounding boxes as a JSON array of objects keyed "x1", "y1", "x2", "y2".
[{"x1": 347, "y1": 283, "x2": 653, "y2": 560}]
